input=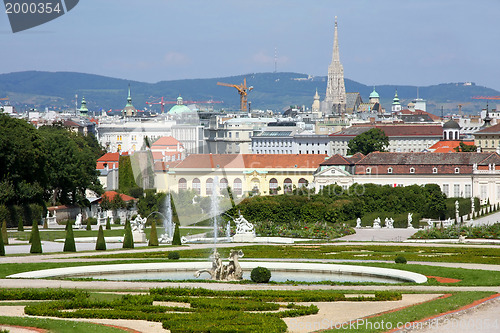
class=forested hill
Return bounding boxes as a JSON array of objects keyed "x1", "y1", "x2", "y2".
[{"x1": 0, "y1": 71, "x2": 498, "y2": 115}]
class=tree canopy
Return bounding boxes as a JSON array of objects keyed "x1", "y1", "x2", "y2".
[
  {"x1": 347, "y1": 128, "x2": 389, "y2": 155},
  {"x1": 0, "y1": 115, "x2": 103, "y2": 207},
  {"x1": 454, "y1": 141, "x2": 477, "y2": 152}
]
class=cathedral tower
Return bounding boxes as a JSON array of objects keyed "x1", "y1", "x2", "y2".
[{"x1": 322, "y1": 16, "x2": 346, "y2": 115}]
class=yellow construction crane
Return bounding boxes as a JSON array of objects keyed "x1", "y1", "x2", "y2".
[{"x1": 217, "y1": 78, "x2": 253, "y2": 112}]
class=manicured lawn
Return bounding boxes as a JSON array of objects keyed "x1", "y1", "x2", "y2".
[
  {"x1": 88, "y1": 244, "x2": 500, "y2": 265},
  {"x1": 1, "y1": 287, "x2": 494, "y2": 333},
  {"x1": 0, "y1": 316, "x2": 127, "y2": 333}
]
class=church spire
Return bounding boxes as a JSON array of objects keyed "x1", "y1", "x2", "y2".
[
  {"x1": 331, "y1": 16, "x2": 340, "y2": 63},
  {"x1": 322, "y1": 16, "x2": 346, "y2": 115}
]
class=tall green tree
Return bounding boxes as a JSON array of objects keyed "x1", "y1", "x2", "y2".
[
  {"x1": 347, "y1": 128, "x2": 389, "y2": 155},
  {"x1": 38, "y1": 125, "x2": 102, "y2": 206},
  {"x1": 0, "y1": 115, "x2": 46, "y2": 207},
  {"x1": 119, "y1": 155, "x2": 137, "y2": 194}
]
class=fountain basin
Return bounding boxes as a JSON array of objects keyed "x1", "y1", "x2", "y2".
[{"x1": 7, "y1": 262, "x2": 427, "y2": 284}]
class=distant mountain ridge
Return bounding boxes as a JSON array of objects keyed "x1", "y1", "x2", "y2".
[{"x1": 0, "y1": 70, "x2": 498, "y2": 115}]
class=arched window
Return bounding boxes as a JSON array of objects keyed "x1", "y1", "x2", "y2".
[
  {"x1": 192, "y1": 178, "x2": 201, "y2": 195},
  {"x1": 178, "y1": 178, "x2": 187, "y2": 190},
  {"x1": 220, "y1": 178, "x2": 228, "y2": 190},
  {"x1": 269, "y1": 178, "x2": 278, "y2": 195},
  {"x1": 298, "y1": 178, "x2": 308, "y2": 188},
  {"x1": 387, "y1": 167, "x2": 393, "y2": 174},
  {"x1": 410, "y1": 167, "x2": 415, "y2": 174},
  {"x1": 233, "y1": 178, "x2": 242, "y2": 196},
  {"x1": 206, "y1": 178, "x2": 213, "y2": 196},
  {"x1": 284, "y1": 178, "x2": 293, "y2": 194}
]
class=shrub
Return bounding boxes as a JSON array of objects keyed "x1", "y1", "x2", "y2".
[
  {"x1": 114, "y1": 217, "x2": 121, "y2": 225},
  {"x1": 395, "y1": 255, "x2": 407, "y2": 264},
  {"x1": 148, "y1": 220, "x2": 159, "y2": 247},
  {"x1": 96, "y1": 225, "x2": 106, "y2": 251},
  {"x1": 172, "y1": 223, "x2": 181, "y2": 246},
  {"x1": 30, "y1": 221, "x2": 42, "y2": 254},
  {"x1": 168, "y1": 252, "x2": 180, "y2": 260},
  {"x1": 106, "y1": 217, "x2": 111, "y2": 230},
  {"x1": 86, "y1": 219, "x2": 91, "y2": 231},
  {"x1": 63, "y1": 223, "x2": 76, "y2": 252},
  {"x1": 250, "y1": 266, "x2": 271, "y2": 283}
]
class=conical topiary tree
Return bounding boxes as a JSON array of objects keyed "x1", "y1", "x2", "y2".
[
  {"x1": 122, "y1": 220, "x2": 134, "y2": 249},
  {"x1": 96, "y1": 225, "x2": 106, "y2": 251},
  {"x1": 86, "y1": 219, "x2": 92, "y2": 231},
  {"x1": 0, "y1": 225, "x2": 4, "y2": 256},
  {"x1": 63, "y1": 222, "x2": 76, "y2": 252},
  {"x1": 106, "y1": 217, "x2": 111, "y2": 230},
  {"x1": 30, "y1": 221, "x2": 42, "y2": 254},
  {"x1": 148, "y1": 220, "x2": 159, "y2": 246},
  {"x1": 2, "y1": 220, "x2": 8, "y2": 245},
  {"x1": 172, "y1": 222, "x2": 181, "y2": 246},
  {"x1": 17, "y1": 216, "x2": 24, "y2": 232}
]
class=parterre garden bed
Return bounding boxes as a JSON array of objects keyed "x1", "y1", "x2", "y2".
[{"x1": 0, "y1": 288, "x2": 495, "y2": 333}]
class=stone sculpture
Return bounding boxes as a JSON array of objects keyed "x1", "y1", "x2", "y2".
[
  {"x1": 195, "y1": 249, "x2": 244, "y2": 281},
  {"x1": 356, "y1": 218, "x2": 362, "y2": 228},
  {"x1": 373, "y1": 217, "x2": 381, "y2": 229}
]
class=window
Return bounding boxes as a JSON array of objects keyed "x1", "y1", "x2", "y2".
[
  {"x1": 298, "y1": 178, "x2": 308, "y2": 188},
  {"x1": 233, "y1": 178, "x2": 242, "y2": 196},
  {"x1": 433, "y1": 167, "x2": 438, "y2": 174},
  {"x1": 480, "y1": 185, "x2": 487, "y2": 202},
  {"x1": 465, "y1": 184, "x2": 472, "y2": 198},
  {"x1": 410, "y1": 167, "x2": 415, "y2": 174},
  {"x1": 387, "y1": 167, "x2": 393, "y2": 174},
  {"x1": 366, "y1": 167, "x2": 371, "y2": 174},
  {"x1": 192, "y1": 178, "x2": 201, "y2": 195},
  {"x1": 442, "y1": 184, "x2": 449, "y2": 197},
  {"x1": 455, "y1": 168, "x2": 460, "y2": 174},
  {"x1": 269, "y1": 178, "x2": 278, "y2": 194},
  {"x1": 236, "y1": 132, "x2": 239, "y2": 139},
  {"x1": 206, "y1": 178, "x2": 213, "y2": 196},
  {"x1": 284, "y1": 178, "x2": 293, "y2": 194},
  {"x1": 454, "y1": 184, "x2": 460, "y2": 197},
  {"x1": 220, "y1": 178, "x2": 228, "y2": 190},
  {"x1": 178, "y1": 178, "x2": 187, "y2": 190}
]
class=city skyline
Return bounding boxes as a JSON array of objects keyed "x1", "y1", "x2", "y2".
[{"x1": 2, "y1": 0, "x2": 500, "y2": 91}]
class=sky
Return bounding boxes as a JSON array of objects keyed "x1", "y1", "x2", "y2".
[{"x1": 2, "y1": 0, "x2": 500, "y2": 90}]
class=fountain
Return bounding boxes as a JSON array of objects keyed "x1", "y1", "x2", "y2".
[
  {"x1": 211, "y1": 176, "x2": 220, "y2": 245},
  {"x1": 159, "y1": 193, "x2": 175, "y2": 243},
  {"x1": 194, "y1": 249, "x2": 244, "y2": 281}
]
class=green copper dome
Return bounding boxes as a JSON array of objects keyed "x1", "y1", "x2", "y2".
[
  {"x1": 369, "y1": 87, "x2": 379, "y2": 99},
  {"x1": 168, "y1": 96, "x2": 192, "y2": 115}
]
